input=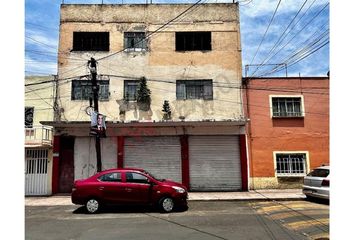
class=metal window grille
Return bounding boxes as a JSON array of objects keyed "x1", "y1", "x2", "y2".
[
  {"x1": 272, "y1": 97, "x2": 302, "y2": 117},
  {"x1": 25, "y1": 107, "x2": 34, "y2": 128},
  {"x1": 25, "y1": 149, "x2": 48, "y2": 174},
  {"x1": 73, "y1": 32, "x2": 109, "y2": 51},
  {"x1": 176, "y1": 80, "x2": 213, "y2": 100},
  {"x1": 124, "y1": 80, "x2": 140, "y2": 101},
  {"x1": 276, "y1": 153, "x2": 306, "y2": 176},
  {"x1": 124, "y1": 32, "x2": 147, "y2": 50},
  {"x1": 175, "y1": 32, "x2": 212, "y2": 51},
  {"x1": 71, "y1": 80, "x2": 109, "y2": 100}
]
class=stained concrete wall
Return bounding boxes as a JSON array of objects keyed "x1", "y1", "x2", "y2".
[
  {"x1": 244, "y1": 77, "x2": 329, "y2": 189},
  {"x1": 57, "y1": 3, "x2": 243, "y2": 122}
]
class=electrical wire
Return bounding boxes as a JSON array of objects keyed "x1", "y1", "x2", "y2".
[
  {"x1": 249, "y1": 0, "x2": 282, "y2": 66},
  {"x1": 96, "y1": 0, "x2": 204, "y2": 62},
  {"x1": 250, "y1": 0, "x2": 310, "y2": 76},
  {"x1": 250, "y1": 2, "x2": 329, "y2": 77}
]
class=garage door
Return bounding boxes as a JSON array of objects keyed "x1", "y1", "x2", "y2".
[
  {"x1": 189, "y1": 136, "x2": 242, "y2": 191},
  {"x1": 124, "y1": 136, "x2": 182, "y2": 183},
  {"x1": 74, "y1": 137, "x2": 118, "y2": 180}
]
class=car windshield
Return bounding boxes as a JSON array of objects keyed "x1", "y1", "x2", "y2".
[
  {"x1": 143, "y1": 170, "x2": 165, "y2": 182},
  {"x1": 307, "y1": 169, "x2": 329, "y2": 177}
]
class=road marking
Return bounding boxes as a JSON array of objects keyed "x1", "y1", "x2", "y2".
[{"x1": 284, "y1": 218, "x2": 329, "y2": 230}]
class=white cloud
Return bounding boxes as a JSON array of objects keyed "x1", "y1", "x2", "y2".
[
  {"x1": 25, "y1": 54, "x2": 57, "y2": 75},
  {"x1": 240, "y1": 0, "x2": 328, "y2": 17}
]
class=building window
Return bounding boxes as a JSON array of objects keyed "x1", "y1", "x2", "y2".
[
  {"x1": 175, "y1": 32, "x2": 211, "y2": 51},
  {"x1": 124, "y1": 80, "x2": 140, "y2": 101},
  {"x1": 176, "y1": 80, "x2": 213, "y2": 100},
  {"x1": 73, "y1": 32, "x2": 109, "y2": 51},
  {"x1": 25, "y1": 107, "x2": 34, "y2": 128},
  {"x1": 71, "y1": 80, "x2": 109, "y2": 100},
  {"x1": 124, "y1": 32, "x2": 147, "y2": 51},
  {"x1": 271, "y1": 96, "x2": 304, "y2": 117},
  {"x1": 275, "y1": 153, "x2": 307, "y2": 176}
]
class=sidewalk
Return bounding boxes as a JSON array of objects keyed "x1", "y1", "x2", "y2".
[{"x1": 25, "y1": 189, "x2": 305, "y2": 206}]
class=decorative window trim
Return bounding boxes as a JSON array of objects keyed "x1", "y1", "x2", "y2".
[
  {"x1": 273, "y1": 151, "x2": 310, "y2": 177},
  {"x1": 269, "y1": 95, "x2": 305, "y2": 118},
  {"x1": 25, "y1": 107, "x2": 34, "y2": 128}
]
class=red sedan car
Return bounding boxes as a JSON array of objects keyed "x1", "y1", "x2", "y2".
[{"x1": 71, "y1": 168, "x2": 188, "y2": 213}]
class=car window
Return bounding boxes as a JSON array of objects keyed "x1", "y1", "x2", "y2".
[
  {"x1": 126, "y1": 172, "x2": 149, "y2": 184},
  {"x1": 98, "y1": 172, "x2": 122, "y2": 182},
  {"x1": 307, "y1": 169, "x2": 329, "y2": 177}
]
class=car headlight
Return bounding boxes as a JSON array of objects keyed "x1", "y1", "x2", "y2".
[{"x1": 172, "y1": 186, "x2": 185, "y2": 193}]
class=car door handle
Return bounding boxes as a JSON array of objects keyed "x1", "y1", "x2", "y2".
[
  {"x1": 125, "y1": 188, "x2": 132, "y2": 192},
  {"x1": 99, "y1": 187, "x2": 104, "y2": 190}
]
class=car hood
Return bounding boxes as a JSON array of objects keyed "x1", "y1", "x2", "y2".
[{"x1": 160, "y1": 179, "x2": 187, "y2": 190}]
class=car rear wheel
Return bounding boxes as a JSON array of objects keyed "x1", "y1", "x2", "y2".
[
  {"x1": 159, "y1": 197, "x2": 174, "y2": 213},
  {"x1": 86, "y1": 198, "x2": 100, "y2": 214}
]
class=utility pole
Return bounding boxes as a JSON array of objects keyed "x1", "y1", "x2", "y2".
[
  {"x1": 53, "y1": 74, "x2": 60, "y2": 121},
  {"x1": 88, "y1": 57, "x2": 102, "y2": 172}
]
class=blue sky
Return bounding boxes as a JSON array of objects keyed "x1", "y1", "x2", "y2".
[{"x1": 25, "y1": 0, "x2": 329, "y2": 77}]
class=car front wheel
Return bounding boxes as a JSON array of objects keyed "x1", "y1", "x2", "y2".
[
  {"x1": 159, "y1": 197, "x2": 174, "y2": 213},
  {"x1": 86, "y1": 198, "x2": 100, "y2": 214}
]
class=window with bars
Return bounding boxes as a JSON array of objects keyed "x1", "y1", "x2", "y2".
[
  {"x1": 71, "y1": 80, "x2": 109, "y2": 100},
  {"x1": 124, "y1": 32, "x2": 147, "y2": 51},
  {"x1": 25, "y1": 149, "x2": 48, "y2": 174},
  {"x1": 275, "y1": 153, "x2": 307, "y2": 176},
  {"x1": 176, "y1": 80, "x2": 213, "y2": 100},
  {"x1": 124, "y1": 80, "x2": 140, "y2": 101},
  {"x1": 73, "y1": 32, "x2": 109, "y2": 51},
  {"x1": 25, "y1": 107, "x2": 34, "y2": 128},
  {"x1": 175, "y1": 32, "x2": 211, "y2": 51},
  {"x1": 272, "y1": 97, "x2": 303, "y2": 117}
]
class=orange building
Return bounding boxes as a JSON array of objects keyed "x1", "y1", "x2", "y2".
[{"x1": 242, "y1": 77, "x2": 329, "y2": 189}]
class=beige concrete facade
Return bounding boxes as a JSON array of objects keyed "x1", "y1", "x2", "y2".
[
  {"x1": 25, "y1": 76, "x2": 54, "y2": 195},
  {"x1": 57, "y1": 3, "x2": 243, "y2": 123},
  {"x1": 25, "y1": 76, "x2": 55, "y2": 125}
]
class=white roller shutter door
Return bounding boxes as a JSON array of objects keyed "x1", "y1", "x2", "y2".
[
  {"x1": 189, "y1": 136, "x2": 242, "y2": 191},
  {"x1": 74, "y1": 137, "x2": 117, "y2": 180},
  {"x1": 124, "y1": 136, "x2": 182, "y2": 183}
]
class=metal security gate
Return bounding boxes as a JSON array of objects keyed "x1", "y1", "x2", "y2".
[
  {"x1": 25, "y1": 149, "x2": 49, "y2": 196},
  {"x1": 189, "y1": 136, "x2": 242, "y2": 191},
  {"x1": 124, "y1": 136, "x2": 182, "y2": 183},
  {"x1": 74, "y1": 137, "x2": 118, "y2": 180}
]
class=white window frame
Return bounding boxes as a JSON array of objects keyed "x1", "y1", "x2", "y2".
[
  {"x1": 269, "y1": 95, "x2": 305, "y2": 118},
  {"x1": 273, "y1": 151, "x2": 310, "y2": 177}
]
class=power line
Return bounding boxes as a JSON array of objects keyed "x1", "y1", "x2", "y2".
[
  {"x1": 258, "y1": 37, "x2": 328, "y2": 77},
  {"x1": 251, "y1": 2, "x2": 329, "y2": 77},
  {"x1": 96, "y1": 0, "x2": 204, "y2": 62},
  {"x1": 25, "y1": 36, "x2": 58, "y2": 51},
  {"x1": 249, "y1": 0, "x2": 282, "y2": 66},
  {"x1": 26, "y1": 21, "x2": 58, "y2": 31},
  {"x1": 250, "y1": 0, "x2": 310, "y2": 76}
]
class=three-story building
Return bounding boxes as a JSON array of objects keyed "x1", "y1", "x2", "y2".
[{"x1": 44, "y1": 3, "x2": 248, "y2": 193}]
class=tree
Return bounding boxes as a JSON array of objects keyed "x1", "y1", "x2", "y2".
[
  {"x1": 137, "y1": 77, "x2": 151, "y2": 111},
  {"x1": 162, "y1": 100, "x2": 172, "y2": 120}
]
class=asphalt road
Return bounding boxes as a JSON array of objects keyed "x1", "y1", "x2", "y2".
[{"x1": 25, "y1": 200, "x2": 329, "y2": 240}]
